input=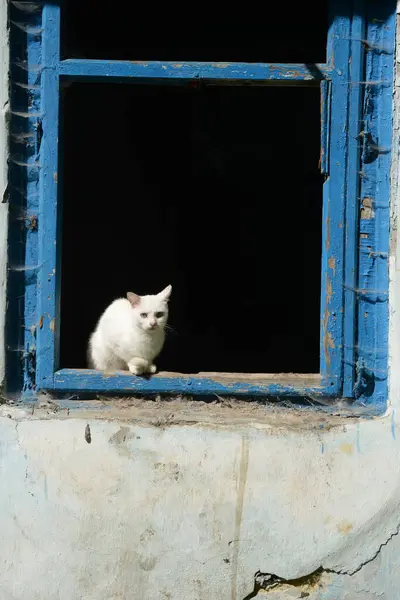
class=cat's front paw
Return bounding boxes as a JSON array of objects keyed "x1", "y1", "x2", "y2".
[
  {"x1": 128, "y1": 363, "x2": 142, "y2": 376},
  {"x1": 149, "y1": 364, "x2": 157, "y2": 374}
]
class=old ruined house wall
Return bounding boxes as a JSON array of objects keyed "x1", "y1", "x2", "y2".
[{"x1": 1, "y1": 3, "x2": 400, "y2": 599}]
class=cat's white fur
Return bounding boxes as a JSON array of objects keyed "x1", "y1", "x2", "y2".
[{"x1": 88, "y1": 285, "x2": 172, "y2": 375}]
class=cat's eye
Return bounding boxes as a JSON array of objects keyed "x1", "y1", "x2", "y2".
[
  {"x1": 140, "y1": 312, "x2": 148, "y2": 318},
  {"x1": 155, "y1": 312, "x2": 164, "y2": 318}
]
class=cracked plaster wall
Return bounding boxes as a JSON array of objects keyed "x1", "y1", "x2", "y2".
[
  {"x1": 2, "y1": 3, "x2": 400, "y2": 600},
  {"x1": 2, "y1": 404, "x2": 400, "y2": 600}
]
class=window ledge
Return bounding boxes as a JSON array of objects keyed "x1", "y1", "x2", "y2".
[
  {"x1": 8, "y1": 395, "x2": 382, "y2": 429},
  {"x1": 50, "y1": 369, "x2": 326, "y2": 397}
]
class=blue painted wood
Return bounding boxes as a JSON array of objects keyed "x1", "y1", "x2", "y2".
[
  {"x1": 342, "y1": 8, "x2": 366, "y2": 397},
  {"x1": 354, "y1": 1, "x2": 395, "y2": 408},
  {"x1": 53, "y1": 369, "x2": 327, "y2": 397},
  {"x1": 7, "y1": 2, "x2": 42, "y2": 393},
  {"x1": 58, "y1": 60, "x2": 332, "y2": 84},
  {"x1": 319, "y1": 8, "x2": 354, "y2": 394},
  {"x1": 10, "y1": 0, "x2": 394, "y2": 408},
  {"x1": 35, "y1": 4, "x2": 60, "y2": 388}
]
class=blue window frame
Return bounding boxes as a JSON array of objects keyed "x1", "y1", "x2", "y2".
[{"x1": 7, "y1": 1, "x2": 395, "y2": 410}]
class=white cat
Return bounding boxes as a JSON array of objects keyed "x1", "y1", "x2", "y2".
[{"x1": 88, "y1": 285, "x2": 172, "y2": 375}]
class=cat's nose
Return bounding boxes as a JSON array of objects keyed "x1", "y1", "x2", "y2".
[{"x1": 149, "y1": 321, "x2": 157, "y2": 329}]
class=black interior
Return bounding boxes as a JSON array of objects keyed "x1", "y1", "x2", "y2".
[
  {"x1": 61, "y1": 1, "x2": 328, "y2": 64},
  {"x1": 60, "y1": 83, "x2": 323, "y2": 373}
]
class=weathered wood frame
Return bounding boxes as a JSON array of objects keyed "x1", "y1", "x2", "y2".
[{"x1": 7, "y1": 1, "x2": 395, "y2": 408}]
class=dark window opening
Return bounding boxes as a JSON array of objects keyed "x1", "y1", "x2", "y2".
[
  {"x1": 60, "y1": 83, "x2": 323, "y2": 374},
  {"x1": 61, "y1": 1, "x2": 328, "y2": 64}
]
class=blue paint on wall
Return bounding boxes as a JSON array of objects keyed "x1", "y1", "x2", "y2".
[{"x1": 320, "y1": 579, "x2": 344, "y2": 600}]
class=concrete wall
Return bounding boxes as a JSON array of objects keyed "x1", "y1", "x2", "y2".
[
  {"x1": 2, "y1": 5, "x2": 400, "y2": 600},
  {"x1": 1, "y1": 402, "x2": 400, "y2": 600}
]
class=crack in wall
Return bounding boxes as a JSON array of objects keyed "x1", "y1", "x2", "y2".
[
  {"x1": 242, "y1": 520, "x2": 400, "y2": 598},
  {"x1": 330, "y1": 521, "x2": 400, "y2": 576},
  {"x1": 14, "y1": 419, "x2": 20, "y2": 445},
  {"x1": 243, "y1": 568, "x2": 324, "y2": 598}
]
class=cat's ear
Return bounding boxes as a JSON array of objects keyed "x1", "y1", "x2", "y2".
[
  {"x1": 158, "y1": 285, "x2": 172, "y2": 302},
  {"x1": 127, "y1": 292, "x2": 140, "y2": 307}
]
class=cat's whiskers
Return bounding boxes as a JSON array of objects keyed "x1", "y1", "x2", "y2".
[{"x1": 165, "y1": 324, "x2": 179, "y2": 336}]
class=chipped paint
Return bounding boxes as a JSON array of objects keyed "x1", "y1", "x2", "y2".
[
  {"x1": 49, "y1": 318, "x2": 55, "y2": 332},
  {"x1": 323, "y1": 306, "x2": 335, "y2": 369},
  {"x1": 326, "y1": 214, "x2": 331, "y2": 251},
  {"x1": 52, "y1": 369, "x2": 326, "y2": 396},
  {"x1": 328, "y1": 257, "x2": 336, "y2": 273},
  {"x1": 324, "y1": 331, "x2": 335, "y2": 368},
  {"x1": 361, "y1": 197, "x2": 375, "y2": 220},
  {"x1": 326, "y1": 277, "x2": 333, "y2": 304},
  {"x1": 58, "y1": 60, "x2": 333, "y2": 83},
  {"x1": 336, "y1": 521, "x2": 353, "y2": 534},
  {"x1": 323, "y1": 251, "x2": 334, "y2": 369}
]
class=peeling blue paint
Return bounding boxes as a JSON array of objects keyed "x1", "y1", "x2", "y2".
[
  {"x1": 320, "y1": 579, "x2": 344, "y2": 600},
  {"x1": 354, "y1": 2, "x2": 395, "y2": 410},
  {"x1": 53, "y1": 369, "x2": 325, "y2": 397}
]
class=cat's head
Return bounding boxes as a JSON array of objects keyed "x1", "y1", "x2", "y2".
[{"x1": 127, "y1": 285, "x2": 172, "y2": 332}]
